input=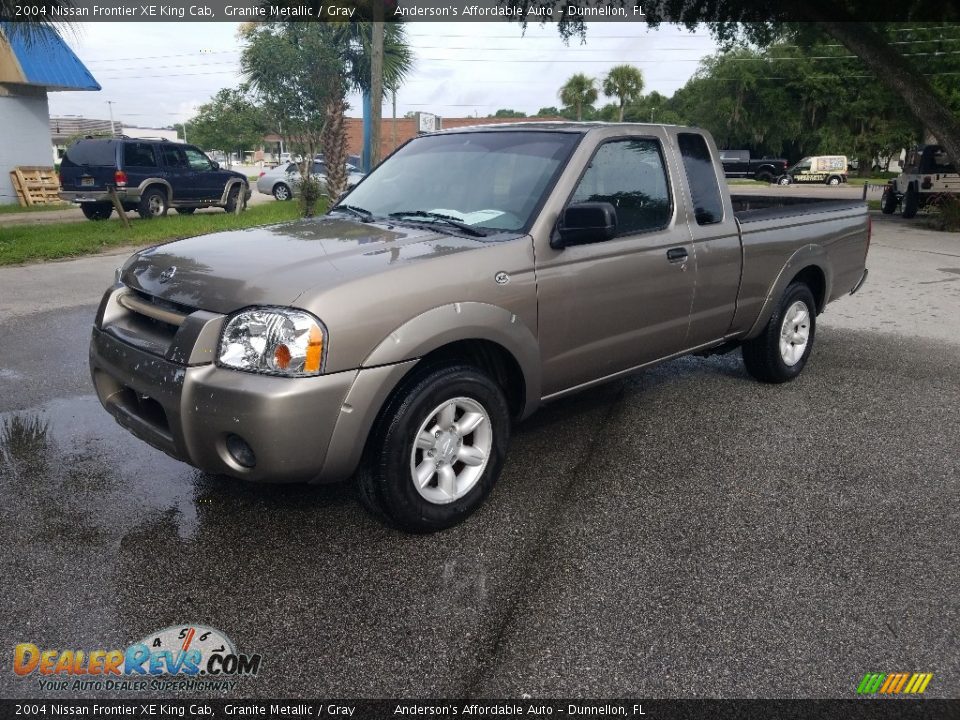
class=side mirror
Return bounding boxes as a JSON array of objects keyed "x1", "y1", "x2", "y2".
[
  {"x1": 552, "y1": 202, "x2": 617, "y2": 249},
  {"x1": 211, "y1": 161, "x2": 220, "y2": 170}
]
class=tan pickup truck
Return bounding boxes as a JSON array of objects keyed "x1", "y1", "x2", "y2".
[{"x1": 90, "y1": 123, "x2": 870, "y2": 532}]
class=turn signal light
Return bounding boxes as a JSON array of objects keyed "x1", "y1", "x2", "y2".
[{"x1": 305, "y1": 325, "x2": 324, "y2": 373}]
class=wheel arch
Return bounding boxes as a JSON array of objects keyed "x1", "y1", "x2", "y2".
[
  {"x1": 744, "y1": 247, "x2": 831, "y2": 340},
  {"x1": 316, "y1": 304, "x2": 540, "y2": 483},
  {"x1": 135, "y1": 178, "x2": 172, "y2": 200}
]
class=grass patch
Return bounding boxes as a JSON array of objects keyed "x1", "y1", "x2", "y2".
[
  {"x1": 727, "y1": 179, "x2": 768, "y2": 186},
  {"x1": 0, "y1": 201, "x2": 308, "y2": 266},
  {"x1": 845, "y1": 177, "x2": 893, "y2": 187},
  {"x1": 867, "y1": 200, "x2": 881, "y2": 211},
  {"x1": 0, "y1": 202, "x2": 71, "y2": 215}
]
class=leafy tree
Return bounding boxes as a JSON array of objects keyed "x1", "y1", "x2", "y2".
[
  {"x1": 241, "y1": 22, "x2": 343, "y2": 179},
  {"x1": 602, "y1": 65, "x2": 645, "y2": 121},
  {"x1": 184, "y1": 88, "x2": 268, "y2": 164},
  {"x1": 559, "y1": 73, "x2": 598, "y2": 121},
  {"x1": 505, "y1": 1, "x2": 960, "y2": 170},
  {"x1": 489, "y1": 109, "x2": 528, "y2": 118},
  {"x1": 536, "y1": 106, "x2": 562, "y2": 116}
]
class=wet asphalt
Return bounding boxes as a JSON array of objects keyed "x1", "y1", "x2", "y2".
[{"x1": 1, "y1": 217, "x2": 958, "y2": 700}]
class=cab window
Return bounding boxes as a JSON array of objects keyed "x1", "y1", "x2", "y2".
[{"x1": 570, "y1": 138, "x2": 671, "y2": 236}]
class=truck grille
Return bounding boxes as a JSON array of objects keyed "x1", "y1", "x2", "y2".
[{"x1": 104, "y1": 289, "x2": 195, "y2": 358}]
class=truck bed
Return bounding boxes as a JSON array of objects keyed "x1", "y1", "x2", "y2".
[{"x1": 732, "y1": 194, "x2": 866, "y2": 223}]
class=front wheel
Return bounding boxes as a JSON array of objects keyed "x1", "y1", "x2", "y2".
[
  {"x1": 827, "y1": 176, "x2": 841, "y2": 186},
  {"x1": 777, "y1": 175, "x2": 791, "y2": 186},
  {"x1": 902, "y1": 185, "x2": 919, "y2": 219},
  {"x1": 356, "y1": 365, "x2": 511, "y2": 533},
  {"x1": 742, "y1": 282, "x2": 817, "y2": 383},
  {"x1": 224, "y1": 185, "x2": 244, "y2": 213}
]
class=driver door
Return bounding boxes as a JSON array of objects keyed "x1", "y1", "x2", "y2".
[
  {"x1": 183, "y1": 146, "x2": 224, "y2": 201},
  {"x1": 536, "y1": 136, "x2": 696, "y2": 397}
]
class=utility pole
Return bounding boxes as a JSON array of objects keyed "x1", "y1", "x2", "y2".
[
  {"x1": 106, "y1": 101, "x2": 117, "y2": 136},
  {"x1": 391, "y1": 85, "x2": 397, "y2": 151},
  {"x1": 370, "y1": 5, "x2": 384, "y2": 169}
]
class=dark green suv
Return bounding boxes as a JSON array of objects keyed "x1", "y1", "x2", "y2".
[{"x1": 59, "y1": 136, "x2": 251, "y2": 220}]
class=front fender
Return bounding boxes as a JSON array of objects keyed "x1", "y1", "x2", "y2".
[
  {"x1": 744, "y1": 244, "x2": 832, "y2": 340},
  {"x1": 362, "y1": 301, "x2": 541, "y2": 416}
]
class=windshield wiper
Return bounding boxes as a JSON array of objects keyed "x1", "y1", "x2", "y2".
[
  {"x1": 330, "y1": 204, "x2": 374, "y2": 221},
  {"x1": 388, "y1": 210, "x2": 488, "y2": 237}
]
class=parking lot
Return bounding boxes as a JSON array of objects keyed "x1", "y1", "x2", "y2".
[{"x1": 0, "y1": 209, "x2": 957, "y2": 699}]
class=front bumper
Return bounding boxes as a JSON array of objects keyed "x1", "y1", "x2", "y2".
[{"x1": 89, "y1": 326, "x2": 358, "y2": 483}]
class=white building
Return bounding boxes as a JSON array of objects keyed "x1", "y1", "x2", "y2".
[{"x1": 0, "y1": 25, "x2": 100, "y2": 205}]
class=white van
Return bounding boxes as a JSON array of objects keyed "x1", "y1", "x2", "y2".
[{"x1": 786, "y1": 156, "x2": 848, "y2": 185}]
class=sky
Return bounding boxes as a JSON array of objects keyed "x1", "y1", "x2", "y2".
[{"x1": 48, "y1": 21, "x2": 719, "y2": 128}]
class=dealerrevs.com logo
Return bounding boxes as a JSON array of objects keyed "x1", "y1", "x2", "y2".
[{"x1": 13, "y1": 625, "x2": 262, "y2": 692}]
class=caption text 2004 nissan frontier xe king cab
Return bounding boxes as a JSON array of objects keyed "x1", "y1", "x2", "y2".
[{"x1": 90, "y1": 123, "x2": 870, "y2": 532}]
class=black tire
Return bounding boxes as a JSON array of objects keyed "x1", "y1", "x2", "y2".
[
  {"x1": 175, "y1": 207, "x2": 196, "y2": 215},
  {"x1": 827, "y1": 175, "x2": 841, "y2": 186},
  {"x1": 273, "y1": 183, "x2": 292, "y2": 201},
  {"x1": 137, "y1": 187, "x2": 168, "y2": 219},
  {"x1": 756, "y1": 171, "x2": 773, "y2": 183},
  {"x1": 902, "y1": 184, "x2": 919, "y2": 219},
  {"x1": 742, "y1": 282, "x2": 817, "y2": 384},
  {"x1": 224, "y1": 184, "x2": 243, "y2": 213},
  {"x1": 80, "y1": 202, "x2": 113, "y2": 221},
  {"x1": 777, "y1": 175, "x2": 791, "y2": 186},
  {"x1": 356, "y1": 364, "x2": 511, "y2": 533},
  {"x1": 881, "y1": 188, "x2": 898, "y2": 215}
]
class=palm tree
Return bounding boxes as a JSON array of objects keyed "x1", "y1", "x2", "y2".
[
  {"x1": 603, "y1": 65, "x2": 645, "y2": 122},
  {"x1": 559, "y1": 73, "x2": 598, "y2": 122}
]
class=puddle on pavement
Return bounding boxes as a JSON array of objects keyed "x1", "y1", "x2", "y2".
[{"x1": 0, "y1": 394, "x2": 202, "y2": 543}]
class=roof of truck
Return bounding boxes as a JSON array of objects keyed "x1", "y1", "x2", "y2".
[{"x1": 435, "y1": 121, "x2": 686, "y2": 134}]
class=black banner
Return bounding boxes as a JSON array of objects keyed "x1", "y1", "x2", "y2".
[
  {"x1": 1, "y1": 699, "x2": 959, "y2": 720},
  {"x1": 1, "y1": 0, "x2": 959, "y2": 23}
]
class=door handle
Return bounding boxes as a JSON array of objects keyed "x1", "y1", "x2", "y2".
[{"x1": 666, "y1": 247, "x2": 688, "y2": 263}]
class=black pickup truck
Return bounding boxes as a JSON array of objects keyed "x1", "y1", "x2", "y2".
[{"x1": 719, "y1": 150, "x2": 789, "y2": 183}]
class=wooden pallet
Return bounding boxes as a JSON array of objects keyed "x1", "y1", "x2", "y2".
[{"x1": 9, "y1": 166, "x2": 61, "y2": 206}]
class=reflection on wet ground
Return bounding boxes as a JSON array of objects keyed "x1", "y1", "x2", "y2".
[{"x1": 1, "y1": 327, "x2": 959, "y2": 699}]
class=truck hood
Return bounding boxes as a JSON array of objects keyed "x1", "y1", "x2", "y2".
[{"x1": 120, "y1": 217, "x2": 489, "y2": 314}]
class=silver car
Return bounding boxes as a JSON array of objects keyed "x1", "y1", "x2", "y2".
[{"x1": 256, "y1": 161, "x2": 365, "y2": 201}]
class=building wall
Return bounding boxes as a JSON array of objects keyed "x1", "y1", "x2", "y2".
[{"x1": 0, "y1": 86, "x2": 52, "y2": 205}]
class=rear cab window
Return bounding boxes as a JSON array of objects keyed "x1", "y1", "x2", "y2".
[{"x1": 677, "y1": 132, "x2": 724, "y2": 225}]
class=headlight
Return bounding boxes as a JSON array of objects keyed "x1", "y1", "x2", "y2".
[{"x1": 218, "y1": 307, "x2": 326, "y2": 377}]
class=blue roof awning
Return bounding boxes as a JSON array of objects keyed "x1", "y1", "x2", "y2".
[{"x1": 0, "y1": 23, "x2": 100, "y2": 91}]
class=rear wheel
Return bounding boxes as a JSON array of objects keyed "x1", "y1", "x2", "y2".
[
  {"x1": 137, "y1": 187, "x2": 168, "y2": 219},
  {"x1": 742, "y1": 282, "x2": 817, "y2": 384},
  {"x1": 881, "y1": 188, "x2": 898, "y2": 215},
  {"x1": 356, "y1": 364, "x2": 510, "y2": 533},
  {"x1": 827, "y1": 176, "x2": 841, "y2": 186},
  {"x1": 902, "y1": 184, "x2": 919, "y2": 219},
  {"x1": 273, "y1": 183, "x2": 292, "y2": 201},
  {"x1": 80, "y1": 202, "x2": 113, "y2": 221}
]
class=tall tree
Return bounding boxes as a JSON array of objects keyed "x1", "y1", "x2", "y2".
[
  {"x1": 184, "y1": 87, "x2": 268, "y2": 164},
  {"x1": 559, "y1": 73, "x2": 598, "y2": 121},
  {"x1": 602, "y1": 65, "x2": 645, "y2": 122}
]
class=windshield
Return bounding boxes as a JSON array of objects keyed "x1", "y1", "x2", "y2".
[{"x1": 337, "y1": 131, "x2": 581, "y2": 232}]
